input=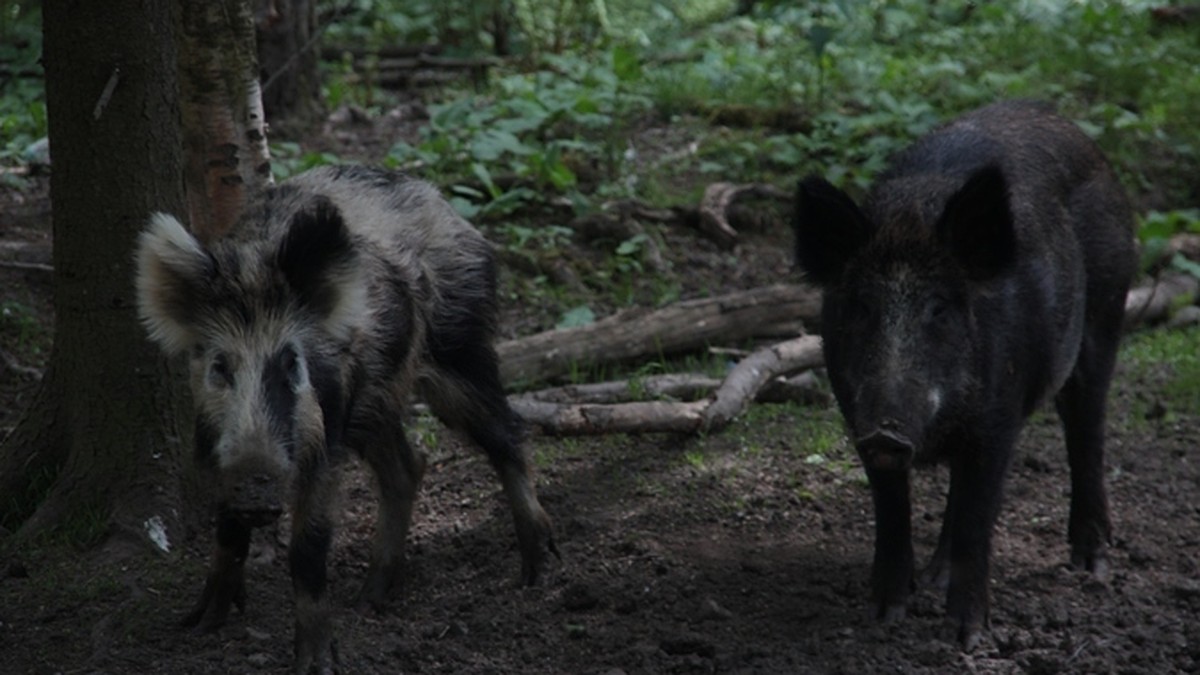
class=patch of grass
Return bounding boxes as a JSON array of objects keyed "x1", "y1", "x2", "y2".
[
  {"x1": 530, "y1": 434, "x2": 595, "y2": 470},
  {"x1": 0, "y1": 300, "x2": 50, "y2": 365},
  {"x1": 410, "y1": 410, "x2": 441, "y2": 454},
  {"x1": 50, "y1": 502, "x2": 111, "y2": 549},
  {"x1": 0, "y1": 463, "x2": 57, "y2": 536},
  {"x1": 1120, "y1": 326, "x2": 1200, "y2": 417},
  {"x1": 682, "y1": 450, "x2": 708, "y2": 471}
]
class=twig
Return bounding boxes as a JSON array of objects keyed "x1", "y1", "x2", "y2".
[
  {"x1": 93, "y1": 66, "x2": 120, "y2": 120},
  {"x1": 0, "y1": 260, "x2": 53, "y2": 274},
  {"x1": 0, "y1": 349, "x2": 43, "y2": 381}
]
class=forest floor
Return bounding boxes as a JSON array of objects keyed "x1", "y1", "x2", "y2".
[{"x1": 1, "y1": 105, "x2": 1199, "y2": 675}]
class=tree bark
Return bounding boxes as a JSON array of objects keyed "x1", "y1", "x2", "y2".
[
  {"x1": 497, "y1": 284, "x2": 821, "y2": 386},
  {"x1": 257, "y1": 0, "x2": 323, "y2": 129},
  {"x1": 177, "y1": 0, "x2": 273, "y2": 242},
  {"x1": 0, "y1": 0, "x2": 191, "y2": 551}
]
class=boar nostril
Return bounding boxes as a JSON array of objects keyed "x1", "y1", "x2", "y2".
[
  {"x1": 879, "y1": 417, "x2": 902, "y2": 432},
  {"x1": 856, "y1": 428, "x2": 915, "y2": 471}
]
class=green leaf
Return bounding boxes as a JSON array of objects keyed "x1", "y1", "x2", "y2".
[
  {"x1": 612, "y1": 45, "x2": 642, "y2": 82},
  {"x1": 449, "y1": 196, "x2": 481, "y2": 220},
  {"x1": 471, "y1": 162, "x2": 500, "y2": 198},
  {"x1": 807, "y1": 25, "x2": 835, "y2": 58},
  {"x1": 616, "y1": 233, "x2": 648, "y2": 257},
  {"x1": 451, "y1": 184, "x2": 487, "y2": 199},
  {"x1": 470, "y1": 129, "x2": 534, "y2": 161},
  {"x1": 1171, "y1": 253, "x2": 1200, "y2": 280},
  {"x1": 481, "y1": 187, "x2": 537, "y2": 217},
  {"x1": 557, "y1": 305, "x2": 596, "y2": 329}
]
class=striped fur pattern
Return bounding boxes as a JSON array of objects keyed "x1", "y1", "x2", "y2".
[{"x1": 136, "y1": 165, "x2": 556, "y2": 674}]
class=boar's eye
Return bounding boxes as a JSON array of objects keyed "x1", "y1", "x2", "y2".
[
  {"x1": 208, "y1": 352, "x2": 234, "y2": 387},
  {"x1": 842, "y1": 294, "x2": 874, "y2": 325}
]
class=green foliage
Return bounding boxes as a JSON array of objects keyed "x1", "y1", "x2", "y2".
[
  {"x1": 269, "y1": 141, "x2": 343, "y2": 180},
  {"x1": 635, "y1": 1, "x2": 1198, "y2": 197},
  {"x1": 1, "y1": 462, "x2": 56, "y2": 535},
  {"x1": 1122, "y1": 327, "x2": 1200, "y2": 420},
  {"x1": 384, "y1": 48, "x2": 652, "y2": 218},
  {"x1": 0, "y1": 300, "x2": 48, "y2": 366},
  {"x1": 0, "y1": 3, "x2": 46, "y2": 177},
  {"x1": 1136, "y1": 209, "x2": 1200, "y2": 276},
  {"x1": 557, "y1": 304, "x2": 596, "y2": 329}
]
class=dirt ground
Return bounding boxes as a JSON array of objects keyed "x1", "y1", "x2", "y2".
[{"x1": 2, "y1": 114, "x2": 1199, "y2": 675}]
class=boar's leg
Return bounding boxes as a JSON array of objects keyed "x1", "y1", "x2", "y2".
[
  {"x1": 422, "y1": 339, "x2": 558, "y2": 586},
  {"x1": 864, "y1": 467, "x2": 913, "y2": 622},
  {"x1": 290, "y1": 469, "x2": 339, "y2": 675},
  {"x1": 943, "y1": 443, "x2": 1013, "y2": 651},
  {"x1": 1055, "y1": 332, "x2": 1120, "y2": 580},
  {"x1": 181, "y1": 510, "x2": 251, "y2": 631},
  {"x1": 921, "y1": 479, "x2": 957, "y2": 591},
  {"x1": 353, "y1": 413, "x2": 426, "y2": 611}
]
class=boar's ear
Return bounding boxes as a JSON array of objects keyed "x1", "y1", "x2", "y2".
[
  {"x1": 135, "y1": 213, "x2": 216, "y2": 355},
  {"x1": 277, "y1": 196, "x2": 367, "y2": 339},
  {"x1": 937, "y1": 165, "x2": 1016, "y2": 280},
  {"x1": 792, "y1": 176, "x2": 872, "y2": 286}
]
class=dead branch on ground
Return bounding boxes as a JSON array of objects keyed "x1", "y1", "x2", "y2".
[
  {"x1": 697, "y1": 182, "x2": 791, "y2": 250},
  {"x1": 511, "y1": 335, "x2": 823, "y2": 435}
]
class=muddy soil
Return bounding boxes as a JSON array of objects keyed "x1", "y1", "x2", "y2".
[{"x1": 1, "y1": 115, "x2": 1199, "y2": 675}]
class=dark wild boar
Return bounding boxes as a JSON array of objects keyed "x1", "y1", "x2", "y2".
[
  {"x1": 792, "y1": 101, "x2": 1135, "y2": 649},
  {"x1": 135, "y1": 165, "x2": 557, "y2": 674}
]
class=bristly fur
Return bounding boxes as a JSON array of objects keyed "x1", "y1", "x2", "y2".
[
  {"x1": 136, "y1": 212, "x2": 215, "y2": 355},
  {"x1": 790, "y1": 101, "x2": 1135, "y2": 649},
  {"x1": 134, "y1": 165, "x2": 555, "y2": 672}
]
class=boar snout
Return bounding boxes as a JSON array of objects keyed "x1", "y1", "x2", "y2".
[
  {"x1": 856, "y1": 421, "x2": 915, "y2": 471},
  {"x1": 224, "y1": 472, "x2": 285, "y2": 527}
]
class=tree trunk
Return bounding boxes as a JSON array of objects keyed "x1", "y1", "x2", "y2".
[
  {"x1": 178, "y1": 0, "x2": 273, "y2": 241},
  {"x1": 0, "y1": 1, "x2": 191, "y2": 551},
  {"x1": 256, "y1": 0, "x2": 323, "y2": 129}
]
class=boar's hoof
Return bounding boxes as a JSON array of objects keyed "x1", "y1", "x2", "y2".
[
  {"x1": 295, "y1": 624, "x2": 339, "y2": 675},
  {"x1": 517, "y1": 512, "x2": 560, "y2": 587},
  {"x1": 1071, "y1": 546, "x2": 1111, "y2": 583},
  {"x1": 956, "y1": 621, "x2": 986, "y2": 653},
  {"x1": 520, "y1": 533, "x2": 561, "y2": 587},
  {"x1": 855, "y1": 429, "x2": 915, "y2": 471},
  {"x1": 295, "y1": 637, "x2": 339, "y2": 675}
]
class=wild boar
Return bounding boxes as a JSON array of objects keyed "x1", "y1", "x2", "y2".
[
  {"x1": 792, "y1": 101, "x2": 1135, "y2": 648},
  {"x1": 136, "y1": 165, "x2": 556, "y2": 673}
]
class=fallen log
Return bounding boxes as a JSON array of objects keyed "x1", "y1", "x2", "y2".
[
  {"x1": 511, "y1": 334, "x2": 824, "y2": 436},
  {"x1": 510, "y1": 398, "x2": 710, "y2": 435},
  {"x1": 496, "y1": 283, "x2": 821, "y2": 386},
  {"x1": 1124, "y1": 273, "x2": 1200, "y2": 328},
  {"x1": 516, "y1": 369, "x2": 827, "y2": 407}
]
